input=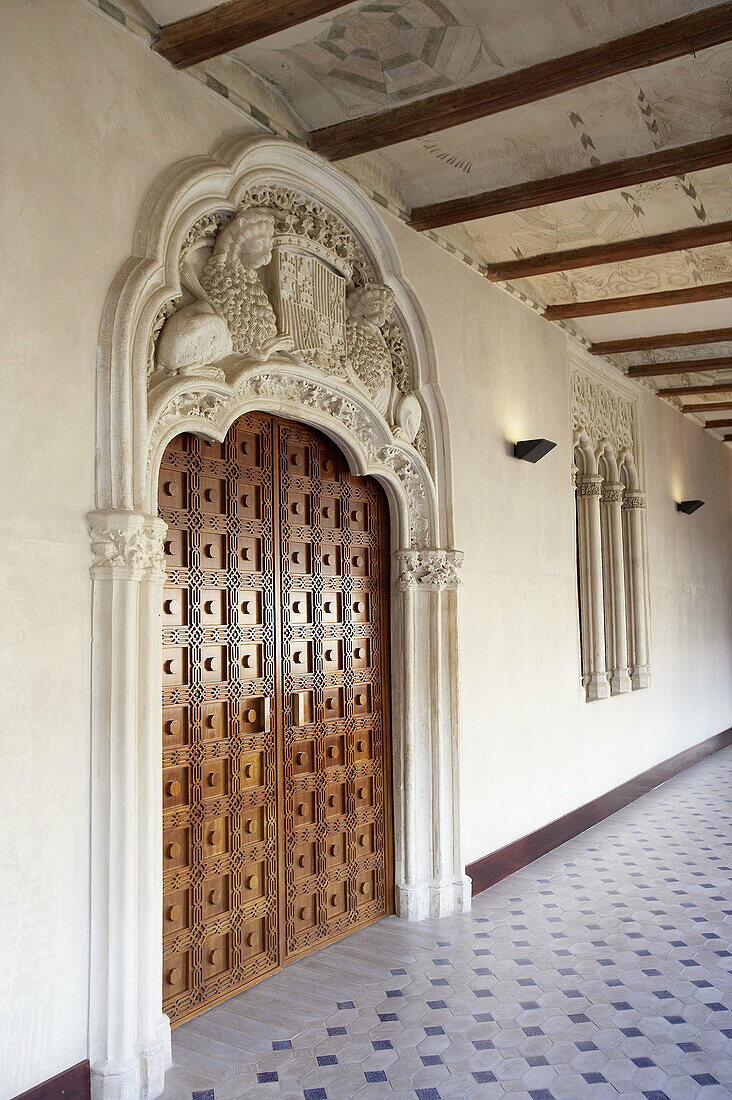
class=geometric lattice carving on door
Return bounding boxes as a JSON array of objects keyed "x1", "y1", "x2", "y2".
[
  {"x1": 277, "y1": 419, "x2": 393, "y2": 959},
  {"x1": 159, "y1": 413, "x2": 392, "y2": 1025}
]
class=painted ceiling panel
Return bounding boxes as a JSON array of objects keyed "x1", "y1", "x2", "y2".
[
  {"x1": 372, "y1": 43, "x2": 732, "y2": 207},
  {"x1": 144, "y1": 0, "x2": 228, "y2": 22},
  {"x1": 233, "y1": 0, "x2": 718, "y2": 127},
  {"x1": 464, "y1": 167, "x2": 732, "y2": 263},
  {"x1": 577, "y1": 299, "x2": 732, "y2": 343},
  {"x1": 533, "y1": 243, "x2": 732, "y2": 306}
]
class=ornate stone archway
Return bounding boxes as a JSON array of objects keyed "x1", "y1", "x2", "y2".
[{"x1": 89, "y1": 135, "x2": 468, "y2": 1099}]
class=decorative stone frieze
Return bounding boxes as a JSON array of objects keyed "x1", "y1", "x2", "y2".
[
  {"x1": 623, "y1": 492, "x2": 647, "y2": 510},
  {"x1": 570, "y1": 362, "x2": 635, "y2": 457},
  {"x1": 397, "y1": 549, "x2": 464, "y2": 590},
  {"x1": 601, "y1": 485, "x2": 624, "y2": 504},
  {"x1": 576, "y1": 478, "x2": 602, "y2": 497}
]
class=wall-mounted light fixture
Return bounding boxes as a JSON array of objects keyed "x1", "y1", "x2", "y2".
[
  {"x1": 676, "y1": 499, "x2": 705, "y2": 514},
  {"x1": 514, "y1": 438, "x2": 557, "y2": 463}
]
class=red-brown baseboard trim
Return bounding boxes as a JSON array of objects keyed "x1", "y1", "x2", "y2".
[
  {"x1": 12, "y1": 1061, "x2": 90, "y2": 1100},
  {"x1": 466, "y1": 727, "x2": 732, "y2": 897}
]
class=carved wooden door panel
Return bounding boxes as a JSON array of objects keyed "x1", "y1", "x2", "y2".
[
  {"x1": 159, "y1": 413, "x2": 392, "y2": 1026},
  {"x1": 277, "y1": 419, "x2": 393, "y2": 960}
]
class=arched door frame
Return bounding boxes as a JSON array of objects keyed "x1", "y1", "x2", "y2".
[{"x1": 89, "y1": 135, "x2": 469, "y2": 1100}]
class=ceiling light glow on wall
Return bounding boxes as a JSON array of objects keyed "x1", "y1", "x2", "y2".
[
  {"x1": 514, "y1": 438, "x2": 557, "y2": 463},
  {"x1": 676, "y1": 499, "x2": 705, "y2": 514}
]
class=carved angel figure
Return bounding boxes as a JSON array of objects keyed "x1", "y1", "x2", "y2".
[
  {"x1": 345, "y1": 283, "x2": 396, "y2": 414},
  {"x1": 156, "y1": 209, "x2": 281, "y2": 375}
]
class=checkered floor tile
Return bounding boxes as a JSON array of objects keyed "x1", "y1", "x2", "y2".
[{"x1": 161, "y1": 748, "x2": 732, "y2": 1098}]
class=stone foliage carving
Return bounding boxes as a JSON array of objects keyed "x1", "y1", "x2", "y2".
[
  {"x1": 150, "y1": 183, "x2": 422, "y2": 445},
  {"x1": 576, "y1": 479, "x2": 602, "y2": 496},
  {"x1": 89, "y1": 517, "x2": 165, "y2": 575},
  {"x1": 397, "y1": 549, "x2": 464, "y2": 590},
  {"x1": 152, "y1": 371, "x2": 433, "y2": 549},
  {"x1": 571, "y1": 366, "x2": 635, "y2": 457},
  {"x1": 623, "y1": 492, "x2": 647, "y2": 510},
  {"x1": 158, "y1": 390, "x2": 226, "y2": 429}
]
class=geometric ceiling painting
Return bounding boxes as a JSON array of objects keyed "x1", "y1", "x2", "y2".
[{"x1": 147, "y1": 0, "x2": 732, "y2": 441}]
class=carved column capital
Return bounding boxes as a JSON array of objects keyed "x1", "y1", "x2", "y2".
[
  {"x1": 88, "y1": 510, "x2": 167, "y2": 579},
  {"x1": 576, "y1": 475, "x2": 603, "y2": 497},
  {"x1": 622, "y1": 491, "x2": 647, "y2": 510},
  {"x1": 397, "y1": 548, "x2": 464, "y2": 591},
  {"x1": 601, "y1": 482, "x2": 625, "y2": 504}
]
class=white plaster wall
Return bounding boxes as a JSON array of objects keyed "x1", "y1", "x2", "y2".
[
  {"x1": 0, "y1": 3, "x2": 257, "y2": 1094},
  {"x1": 384, "y1": 214, "x2": 732, "y2": 867},
  {"x1": 1, "y1": 1, "x2": 730, "y2": 1092}
]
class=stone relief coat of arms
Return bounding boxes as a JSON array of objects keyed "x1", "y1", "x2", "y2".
[{"x1": 152, "y1": 199, "x2": 422, "y2": 446}]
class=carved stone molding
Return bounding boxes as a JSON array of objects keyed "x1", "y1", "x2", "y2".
[
  {"x1": 150, "y1": 370, "x2": 434, "y2": 549},
  {"x1": 397, "y1": 549, "x2": 464, "y2": 590},
  {"x1": 571, "y1": 363, "x2": 635, "y2": 459},
  {"x1": 623, "y1": 492, "x2": 647, "y2": 510},
  {"x1": 576, "y1": 477, "x2": 602, "y2": 497},
  {"x1": 157, "y1": 390, "x2": 226, "y2": 429},
  {"x1": 89, "y1": 510, "x2": 166, "y2": 578}
]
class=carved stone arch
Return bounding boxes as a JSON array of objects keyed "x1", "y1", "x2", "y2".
[
  {"x1": 619, "y1": 449, "x2": 640, "y2": 491},
  {"x1": 573, "y1": 430, "x2": 598, "y2": 477},
  {"x1": 90, "y1": 135, "x2": 467, "y2": 1100}
]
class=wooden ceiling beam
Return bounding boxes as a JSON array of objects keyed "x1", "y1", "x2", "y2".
[
  {"x1": 310, "y1": 4, "x2": 732, "y2": 160},
  {"x1": 682, "y1": 400, "x2": 732, "y2": 413},
  {"x1": 657, "y1": 381, "x2": 732, "y2": 396},
  {"x1": 409, "y1": 135, "x2": 732, "y2": 230},
  {"x1": 544, "y1": 280, "x2": 732, "y2": 320},
  {"x1": 154, "y1": 0, "x2": 353, "y2": 68},
  {"x1": 591, "y1": 328, "x2": 732, "y2": 355},
  {"x1": 626, "y1": 357, "x2": 732, "y2": 378},
  {"x1": 484, "y1": 221, "x2": 732, "y2": 282},
  {"x1": 705, "y1": 417, "x2": 732, "y2": 427},
  {"x1": 724, "y1": 434, "x2": 732, "y2": 441}
]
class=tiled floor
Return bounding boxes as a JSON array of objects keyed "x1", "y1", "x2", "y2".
[{"x1": 160, "y1": 748, "x2": 732, "y2": 1099}]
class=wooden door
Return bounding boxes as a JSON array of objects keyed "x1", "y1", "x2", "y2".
[{"x1": 159, "y1": 413, "x2": 392, "y2": 1026}]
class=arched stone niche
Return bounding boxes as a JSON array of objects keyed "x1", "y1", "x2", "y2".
[
  {"x1": 89, "y1": 135, "x2": 469, "y2": 1100},
  {"x1": 569, "y1": 351, "x2": 651, "y2": 702}
]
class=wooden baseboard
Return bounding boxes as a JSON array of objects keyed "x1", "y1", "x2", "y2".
[
  {"x1": 12, "y1": 1061, "x2": 90, "y2": 1100},
  {"x1": 466, "y1": 727, "x2": 732, "y2": 897}
]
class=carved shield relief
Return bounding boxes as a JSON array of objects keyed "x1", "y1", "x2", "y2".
[{"x1": 269, "y1": 240, "x2": 349, "y2": 375}]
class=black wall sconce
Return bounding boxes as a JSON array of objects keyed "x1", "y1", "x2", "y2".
[
  {"x1": 676, "y1": 499, "x2": 705, "y2": 514},
  {"x1": 514, "y1": 438, "x2": 557, "y2": 463}
]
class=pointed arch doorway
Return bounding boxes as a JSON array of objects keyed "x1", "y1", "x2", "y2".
[{"x1": 159, "y1": 412, "x2": 393, "y2": 1025}]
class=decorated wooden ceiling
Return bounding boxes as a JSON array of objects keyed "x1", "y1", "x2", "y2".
[{"x1": 144, "y1": 0, "x2": 732, "y2": 442}]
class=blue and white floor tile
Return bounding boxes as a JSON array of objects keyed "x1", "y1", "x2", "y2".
[{"x1": 161, "y1": 748, "x2": 732, "y2": 1098}]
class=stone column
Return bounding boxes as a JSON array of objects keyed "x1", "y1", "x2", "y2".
[
  {"x1": 622, "y1": 491, "x2": 651, "y2": 689},
  {"x1": 88, "y1": 510, "x2": 169, "y2": 1100},
  {"x1": 396, "y1": 549, "x2": 471, "y2": 919},
  {"x1": 136, "y1": 518, "x2": 171, "y2": 1095},
  {"x1": 600, "y1": 483, "x2": 632, "y2": 695},
  {"x1": 576, "y1": 477, "x2": 610, "y2": 701}
]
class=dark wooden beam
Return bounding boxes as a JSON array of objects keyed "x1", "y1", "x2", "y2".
[
  {"x1": 591, "y1": 328, "x2": 732, "y2": 355},
  {"x1": 724, "y1": 433, "x2": 732, "y2": 441},
  {"x1": 484, "y1": 221, "x2": 732, "y2": 282},
  {"x1": 544, "y1": 280, "x2": 732, "y2": 320},
  {"x1": 409, "y1": 135, "x2": 732, "y2": 230},
  {"x1": 626, "y1": 357, "x2": 732, "y2": 378},
  {"x1": 705, "y1": 417, "x2": 732, "y2": 427},
  {"x1": 682, "y1": 400, "x2": 732, "y2": 413},
  {"x1": 310, "y1": 5, "x2": 732, "y2": 160},
  {"x1": 657, "y1": 381, "x2": 732, "y2": 396},
  {"x1": 154, "y1": 0, "x2": 353, "y2": 68}
]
